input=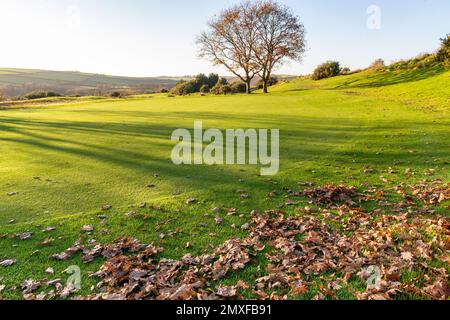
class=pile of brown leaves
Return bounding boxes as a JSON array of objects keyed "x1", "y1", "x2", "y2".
[
  {"x1": 19, "y1": 181, "x2": 449, "y2": 300},
  {"x1": 409, "y1": 180, "x2": 450, "y2": 205},
  {"x1": 82, "y1": 207, "x2": 448, "y2": 300},
  {"x1": 249, "y1": 208, "x2": 449, "y2": 300},
  {"x1": 81, "y1": 237, "x2": 260, "y2": 300},
  {"x1": 51, "y1": 237, "x2": 147, "y2": 263},
  {"x1": 21, "y1": 278, "x2": 78, "y2": 300},
  {"x1": 303, "y1": 184, "x2": 359, "y2": 207}
]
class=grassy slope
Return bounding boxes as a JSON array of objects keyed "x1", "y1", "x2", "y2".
[
  {"x1": 274, "y1": 63, "x2": 449, "y2": 111},
  {"x1": 0, "y1": 65, "x2": 449, "y2": 299}
]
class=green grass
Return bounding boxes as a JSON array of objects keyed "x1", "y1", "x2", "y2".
[{"x1": 0, "y1": 65, "x2": 449, "y2": 299}]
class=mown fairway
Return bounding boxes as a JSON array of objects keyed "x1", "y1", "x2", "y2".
[{"x1": 0, "y1": 66, "x2": 449, "y2": 299}]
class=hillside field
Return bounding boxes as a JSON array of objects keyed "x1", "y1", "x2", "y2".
[
  {"x1": 0, "y1": 68, "x2": 296, "y2": 97},
  {"x1": 0, "y1": 68, "x2": 184, "y2": 96},
  {"x1": 0, "y1": 65, "x2": 449, "y2": 300}
]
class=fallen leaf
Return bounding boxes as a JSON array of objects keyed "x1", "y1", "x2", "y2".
[
  {"x1": 82, "y1": 225, "x2": 94, "y2": 232},
  {"x1": 0, "y1": 259, "x2": 17, "y2": 267}
]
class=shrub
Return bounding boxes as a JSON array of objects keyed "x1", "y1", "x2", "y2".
[
  {"x1": 387, "y1": 51, "x2": 440, "y2": 71},
  {"x1": 207, "y1": 73, "x2": 219, "y2": 88},
  {"x1": 312, "y1": 61, "x2": 341, "y2": 80},
  {"x1": 221, "y1": 85, "x2": 232, "y2": 95},
  {"x1": 169, "y1": 82, "x2": 184, "y2": 95},
  {"x1": 184, "y1": 81, "x2": 199, "y2": 95},
  {"x1": 369, "y1": 59, "x2": 385, "y2": 70},
  {"x1": 217, "y1": 77, "x2": 229, "y2": 86},
  {"x1": 160, "y1": 88, "x2": 169, "y2": 93},
  {"x1": 230, "y1": 82, "x2": 247, "y2": 93},
  {"x1": 210, "y1": 83, "x2": 232, "y2": 95},
  {"x1": 24, "y1": 91, "x2": 61, "y2": 100},
  {"x1": 437, "y1": 34, "x2": 450, "y2": 67},
  {"x1": 46, "y1": 91, "x2": 60, "y2": 97},
  {"x1": 110, "y1": 91, "x2": 123, "y2": 98},
  {"x1": 200, "y1": 84, "x2": 210, "y2": 94},
  {"x1": 210, "y1": 84, "x2": 222, "y2": 95},
  {"x1": 170, "y1": 73, "x2": 224, "y2": 96},
  {"x1": 191, "y1": 73, "x2": 212, "y2": 92},
  {"x1": 257, "y1": 77, "x2": 278, "y2": 89},
  {"x1": 170, "y1": 81, "x2": 197, "y2": 96},
  {"x1": 416, "y1": 53, "x2": 437, "y2": 69},
  {"x1": 388, "y1": 59, "x2": 408, "y2": 71},
  {"x1": 340, "y1": 67, "x2": 351, "y2": 75}
]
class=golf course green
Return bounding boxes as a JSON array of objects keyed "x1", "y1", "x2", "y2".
[{"x1": 0, "y1": 62, "x2": 449, "y2": 299}]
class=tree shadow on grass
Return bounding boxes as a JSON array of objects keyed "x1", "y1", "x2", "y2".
[
  {"x1": 0, "y1": 113, "x2": 448, "y2": 223},
  {"x1": 1, "y1": 115, "x2": 448, "y2": 175}
]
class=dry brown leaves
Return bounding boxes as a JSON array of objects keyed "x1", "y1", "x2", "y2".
[
  {"x1": 303, "y1": 184, "x2": 358, "y2": 207},
  {"x1": 44, "y1": 181, "x2": 450, "y2": 300},
  {"x1": 51, "y1": 237, "x2": 147, "y2": 263},
  {"x1": 408, "y1": 180, "x2": 450, "y2": 205},
  {"x1": 0, "y1": 259, "x2": 17, "y2": 267},
  {"x1": 79, "y1": 237, "x2": 260, "y2": 300},
  {"x1": 82, "y1": 205, "x2": 447, "y2": 300},
  {"x1": 250, "y1": 206, "x2": 449, "y2": 300}
]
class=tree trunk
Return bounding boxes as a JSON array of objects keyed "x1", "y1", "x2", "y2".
[
  {"x1": 263, "y1": 79, "x2": 269, "y2": 93},
  {"x1": 261, "y1": 68, "x2": 271, "y2": 94},
  {"x1": 246, "y1": 80, "x2": 252, "y2": 94}
]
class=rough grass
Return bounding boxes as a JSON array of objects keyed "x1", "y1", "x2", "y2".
[{"x1": 0, "y1": 65, "x2": 449, "y2": 299}]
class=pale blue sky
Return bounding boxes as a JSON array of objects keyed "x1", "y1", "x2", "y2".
[{"x1": 0, "y1": 0, "x2": 448, "y2": 76}]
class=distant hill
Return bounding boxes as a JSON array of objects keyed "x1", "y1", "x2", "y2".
[
  {"x1": 0, "y1": 68, "x2": 187, "y2": 97},
  {"x1": 0, "y1": 68, "x2": 298, "y2": 98}
]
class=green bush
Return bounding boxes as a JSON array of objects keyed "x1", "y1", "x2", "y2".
[
  {"x1": 24, "y1": 91, "x2": 61, "y2": 100},
  {"x1": 340, "y1": 67, "x2": 351, "y2": 75},
  {"x1": 194, "y1": 74, "x2": 209, "y2": 88},
  {"x1": 387, "y1": 52, "x2": 439, "y2": 71},
  {"x1": 169, "y1": 81, "x2": 187, "y2": 95},
  {"x1": 437, "y1": 34, "x2": 450, "y2": 67},
  {"x1": 230, "y1": 82, "x2": 247, "y2": 93},
  {"x1": 110, "y1": 91, "x2": 123, "y2": 98},
  {"x1": 257, "y1": 77, "x2": 278, "y2": 89},
  {"x1": 221, "y1": 85, "x2": 232, "y2": 95},
  {"x1": 200, "y1": 84, "x2": 210, "y2": 94},
  {"x1": 170, "y1": 81, "x2": 198, "y2": 96},
  {"x1": 210, "y1": 83, "x2": 232, "y2": 95},
  {"x1": 312, "y1": 61, "x2": 341, "y2": 80},
  {"x1": 207, "y1": 73, "x2": 219, "y2": 88},
  {"x1": 46, "y1": 91, "x2": 60, "y2": 97},
  {"x1": 217, "y1": 77, "x2": 228, "y2": 86},
  {"x1": 369, "y1": 59, "x2": 385, "y2": 70},
  {"x1": 416, "y1": 53, "x2": 437, "y2": 69},
  {"x1": 170, "y1": 73, "x2": 223, "y2": 96},
  {"x1": 210, "y1": 84, "x2": 222, "y2": 95}
]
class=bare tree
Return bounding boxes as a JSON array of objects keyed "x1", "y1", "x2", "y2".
[
  {"x1": 253, "y1": 1, "x2": 306, "y2": 93},
  {"x1": 197, "y1": 2, "x2": 261, "y2": 94}
]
